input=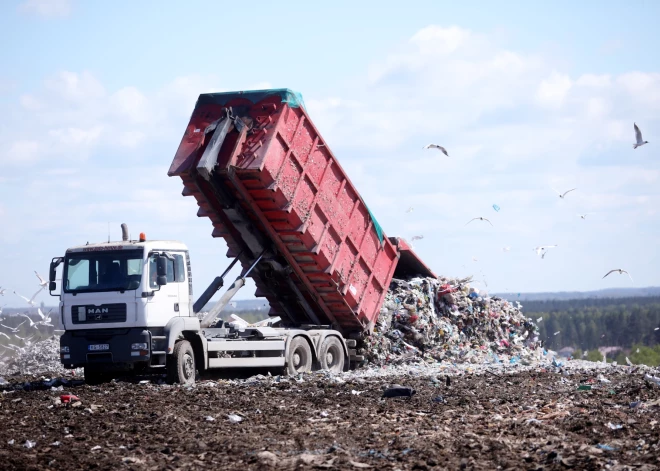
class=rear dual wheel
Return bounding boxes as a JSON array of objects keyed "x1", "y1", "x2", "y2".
[{"x1": 286, "y1": 336, "x2": 345, "y2": 376}]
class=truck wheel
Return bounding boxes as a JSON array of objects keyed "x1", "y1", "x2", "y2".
[
  {"x1": 167, "y1": 340, "x2": 196, "y2": 386},
  {"x1": 84, "y1": 366, "x2": 108, "y2": 386},
  {"x1": 318, "y1": 336, "x2": 344, "y2": 373},
  {"x1": 286, "y1": 337, "x2": 312, "y2": 376}
]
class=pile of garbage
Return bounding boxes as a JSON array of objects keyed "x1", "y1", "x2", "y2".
[
  {"x1": 0, "y1": 337, "x2": 73, "y2": 377},
  {"x1": 360, "y1": 276, "x2": 541, "y2": 366}
]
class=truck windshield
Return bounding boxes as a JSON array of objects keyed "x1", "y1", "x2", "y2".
[{"x1": 64, "y1": 249, "x2": 144, "y2": 293}]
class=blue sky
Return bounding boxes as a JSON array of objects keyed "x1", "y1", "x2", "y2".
[{"x1": 1, "y1": 0, "x2": 659, "y2": 308}]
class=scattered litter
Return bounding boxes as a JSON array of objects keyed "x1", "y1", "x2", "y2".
[
  {"x1": 91, "y1": 445, "x2": 102, "y2": 451},
  {"x1": 597, "y1": 374, "x2": 611, "y2": 384},
  {"x1": 351, "y1": 390, "x2": 364, "y2": 396},
  {"x1": 227, "y1": 414, "x2": 243, "y2": 423},
  {"x1": 8, "y1": 439, "x2": 15, "y2": 445},
  {"x1": 596, "y1": 444, "x2": 617, "y2": 451},
  {"x1": 606, "y1": 422, "x2": 623, "y2": 430},
  {"x1": 383, "y1": 384, "x2": 416, "y2": 398},
  {"x1": 205, "y1": 416, "x2": 215, "y2": 422},
  {"x1": 24, "y1": 440, "x2": 36, "y2": 449}
]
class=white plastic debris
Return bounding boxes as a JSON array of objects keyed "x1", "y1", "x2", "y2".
[
  {"x1": 606, "y1": 422, "x2": 623, "y2": 430},
  {"x1": 205, "y1": 416, "x2": 215, "y2": 422},
  {"x1": 227, "y1": 414, "x2": 243, "y2": 423},
  {"x1": 91, "y1": 445, "x2": 102, "y2": 451},
  {"x1": 24, "y1": 440, "x2": 36, "y2": 449},
  {"x1": 320, "y1": 411, "x2": 329, "y2": 417},
  {"x1": 597, "y1": 374, "x2": 611, "y2": 384},
  {"x1": 645, "y1": 374, "x2": 660, "y2": 386},
  {"x1": 7, "y1": 439, "x2": 15, "y2": 445}
]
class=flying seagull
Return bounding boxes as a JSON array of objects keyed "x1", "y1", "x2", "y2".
[
  {"x1": 603, "y1": 269, "x2": 633, "y2": 282},
  {"x1": 35, "y1": 271, "x2": 48, "y2": 288},
  {"x1": 534, "y1": 245, "x2": 557, "y2": 259},
  {"x1": 423, "y1": 144, "x2": 449, "y2": 156},
  {"x1": 465, "y1": 217, "x2": 493, "y2": 227},
  {"x1": 406, "y1": 207, "x2": 414, "y2": 213},
  {"x1": 578, "y1": 213, "x2": 588, "y2": 220},
  {"x1": 411, "y1": 235, "x2": 424, "y2": 241},
  {"x1": 0, "y1": 287, "x2": 6, "y2": 296},
  {"x1": 633, "y1": 123, "x2": 648, "y2": 149},
  {"x1": 502, "y1": 246, "x2": 511, "y2": 252},
  {"x1": 552, "y1": 187, "x2": 577, "y2": 199},
  {"x1": 14, "y1": 288, "x2": 43, "y2": 306},
  {"x1": 0, "y1": 321, "x2": 26, "y2": 333}
]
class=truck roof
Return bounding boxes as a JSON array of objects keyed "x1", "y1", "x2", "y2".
[{"x1": 66, "y1": 240, "x2": 187, "y2": 253}]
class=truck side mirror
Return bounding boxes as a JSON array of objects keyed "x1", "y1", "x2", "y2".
[
  {"x1": 49, "y1": 257, "x2": 63, "y2": 294},
  {"x1": 156, "y1": 255, "x2": 168, "y2": 286}
]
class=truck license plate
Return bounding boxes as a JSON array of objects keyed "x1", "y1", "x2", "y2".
[{"x1": 88, "y1": 344, "x2": 109, "y2": 351}]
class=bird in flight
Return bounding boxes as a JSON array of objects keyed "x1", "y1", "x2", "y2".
[
  {"x1": 35, "y1": 271, "x2": 48, "y2": 288},
  {"x1": 535, "y1": 245, "x2": 557, "y2": 259},
  {"x1": 603, "y1": 269, "x2": 633, "y2": 282},
  {"x1": 633, "y1": 123, "x2": 648, "y2": 149},
  {"x1": 578, "y1": 213, "x2": 588, "y2": 220},
  {"x1": 502, "y1": 246, "x2": 511, "y2": 252},
  {"x1": 0, "y1": 321, "x2": 26, "y2": 333},
  {"x1": 14, "y1": 288, "x2": 43, "y2": 306},
  {"x1": 465, "y1": 217, "x2": 493, "y2": 227},
  {"x1": 423, "y1": 144, "x2": 449, "y2": 156},
  {"x1": 552, "y1": 187, "x2": 577, "y2": 199},
  {"x1": 406, "y1": 207, "x2": 414, "y2": 213},
  {"x1": 0, "y1": 287, "x2": 6, "y2": 296},
  {"x1": 411, "y1": 235, "x2": 424, "y2": 241}
]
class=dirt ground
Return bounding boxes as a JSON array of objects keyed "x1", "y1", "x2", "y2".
[{"x1": 1, "y1": 369, "x2": 660, "y2": 470}]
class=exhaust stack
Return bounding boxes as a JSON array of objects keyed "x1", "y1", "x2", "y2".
[{"x1": 121, "y1": 223, "x2": 129, "y2": 241}]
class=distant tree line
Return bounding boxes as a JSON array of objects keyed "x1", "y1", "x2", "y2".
[{"x1": 521, "y1": 297, "x2": 660, "y2": 352}]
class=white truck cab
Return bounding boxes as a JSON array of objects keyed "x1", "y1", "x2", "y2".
[
  {"x1": 52, "y1": 228, "x2": 194, "y2": 382},
  {"x1": 50, "y1": 224, "x2": 351, "y2": 385}
]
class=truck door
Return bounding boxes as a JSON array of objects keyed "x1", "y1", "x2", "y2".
[
  {"x1": 175, "y1": 252, "x2": 191, "y2": 316},
  {"x1": 146, "y1": 252, "x2": 181, "y2": 325}
]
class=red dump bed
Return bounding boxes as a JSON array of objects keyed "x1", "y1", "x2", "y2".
[{"x1": 169, "y1": 89, "x2": 435, "y2": 337}]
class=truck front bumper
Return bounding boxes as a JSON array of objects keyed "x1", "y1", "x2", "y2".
[{"x1": 60, "y1": 328, "x2": 151, "y2": 369}]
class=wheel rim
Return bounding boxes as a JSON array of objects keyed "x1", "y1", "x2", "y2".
[
  {"x1": 292, "y1": 346, "x2": 308, "y2": 372},
  {"x1": 183, "y1": 352, "x2": 194, "y2": 380}
]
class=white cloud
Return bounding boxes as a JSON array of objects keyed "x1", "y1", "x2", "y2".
[
  {"x1": 536, "y1": 72, "x2": 572, "y2": 109},
  {"x1": 17, "y1": 0, "x2": 72, "y2": 18},
  {"x1": 6, "y1": 140, "x2": 41, "y2": 165}
]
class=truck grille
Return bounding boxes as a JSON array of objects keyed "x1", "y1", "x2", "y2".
[{"x1": 71, "y1": 303, "x2": 127, "y2": 324}]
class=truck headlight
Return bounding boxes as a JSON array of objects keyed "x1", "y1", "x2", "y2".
[
  {"x1": 131, "y1": 343, "x2": 148, "y2": 350},
  {"x1": 60, "y1": 346, "x2": 70, "y2": 353}
]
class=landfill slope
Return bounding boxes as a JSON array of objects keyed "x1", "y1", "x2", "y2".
[{"x1": 1, "y1": 368, "x2": 660, "y2": 470}]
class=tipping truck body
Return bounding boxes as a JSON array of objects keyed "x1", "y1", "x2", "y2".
[{"x1": 52, "y1": 89, "x2": 435, "y2": 385}]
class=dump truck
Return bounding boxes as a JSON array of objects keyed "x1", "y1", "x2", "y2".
[{"x1": 50, "y1": 89, "x2": 436, "y2": 385}]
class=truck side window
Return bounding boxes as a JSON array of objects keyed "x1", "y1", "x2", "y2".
[
  {"x1": 149, "y1": 254, "x2": 178, "y2": 288},
  {"x1": 174, "y1": 254, "x2": 185, "y2": 282}
]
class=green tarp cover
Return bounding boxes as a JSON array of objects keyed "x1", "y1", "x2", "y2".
[{"x1": 197, "y1": 88, "x2": 306, "y2": 110}]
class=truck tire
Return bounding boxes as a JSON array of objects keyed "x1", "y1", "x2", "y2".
[
  {"x1": 167, "y1": 340, "x2": 196, "y2": 386},
  {"x1": 84, "y1": 366, "x2": 109, "y2": 386},
  {"x1": 286, "y1": 337, "x2": 312, "y2": 376},
  {"x1": 318, "y1": 336, "x2": 344, "y2": 373}
]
